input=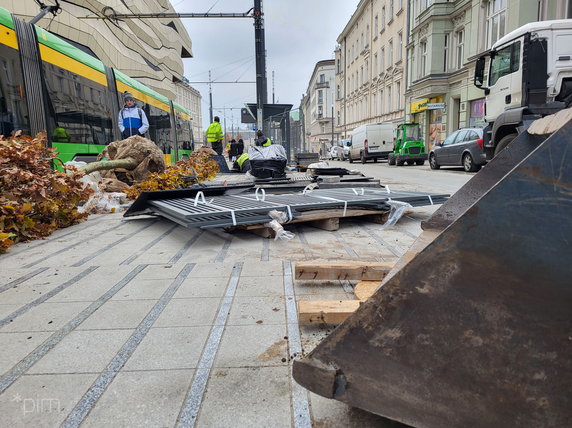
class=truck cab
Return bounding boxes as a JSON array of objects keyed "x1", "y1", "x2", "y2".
[
  {"x1": 388, "y1": 123, "x2": 427, "y2": 166},
  {"x1": 474, "y1": 20, "x2": 572, "y2": 159}
]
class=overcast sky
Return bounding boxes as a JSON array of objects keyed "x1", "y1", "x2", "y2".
[{"x1": 173, "y1": 0, "x2": 360, "y2": 130}]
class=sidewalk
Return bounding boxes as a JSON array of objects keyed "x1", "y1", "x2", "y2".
[{"x1": 0, "y1": 206, "x2": 427, "y2": 427}]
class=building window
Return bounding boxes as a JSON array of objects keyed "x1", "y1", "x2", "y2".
[
  {"x1": 318, "y1": 89, "x2": 323, "y2": 104},
  {"x1": 388, "y1": 39, "x2": 393, "y2": 68},
  {"x1": 388, "y1": 86, "x2": 392, "y2": 112},
  {"x1": 366, "y1": 25, "x2": 370, "y2": 47},
  {"x1": 365, "y1": 60, "x2": 369, "y2": 82},
  {"x1": 374, "y1": 53, "x2": 378, "y2": 75},
  {"x1": 360, "y1": 66, "x2": 364, "y2": 85},
  {"x1": 337, "y1": 110, "x2": 341, "y2": 126},
  {"x1": 373, "y1": 93, "x2": 377, "y2": 116},
  {"x1": 381, "y1": 7, "x2": 386, "y2": 30},
  {"x1": 456, "y1": 30, "x2": 464, "y2": 69},
  {"x1": 420, "y1": 40, "x2": 427, "y2": 76},
  {"x1": 337, "y1": 84, "x2": 341, "y2": 99},
  {"x1": 443, "y1": 33, "x2": 450, "y2": 72},
  {"x1": 361, "y1": 32, "x2": 364, "y2": 50},
  {"x1": 486, "y1": 0, "x2": 507, "y2": 48},
  {"x1": 397, "y1": 32, "x2": 403, "y2": 61},
  {"x1": 381, "y1": 47, "x2": 385, "y2": 71},
  {"x1": 319, "y1": 74, "x2": 325, "y2": 83},
  {"x1": 375, "y1": 15, "x2": 378, "y2": 34},
  {"x1": 318, "y1": 105, "x2": 323, "y2": 119},
  {"x1": 379, "y1": 89, "x2": 384, "y2": 115},
  {"x1": 396, "y1": 81, "x2": 401, "y2": 110},
  {"x1": 390, "y1": 0, "x2": 394, "y2": 19},
  {"x1": 398, "y1": 0, "x2": 403, "y2": 12}
]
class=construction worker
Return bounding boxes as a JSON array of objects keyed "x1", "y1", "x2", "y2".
[
  {"x1": 206, "y1": 116, "x2": 224, "y2": 155},
  {"x1": 255, "y1": 130, "x2": 271, "y2": 147},
  {"x1": 234, "y1": 152, "x2": 250, "y2": 172}
]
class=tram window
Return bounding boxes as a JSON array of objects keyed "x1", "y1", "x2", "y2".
[
  {"x1": 0, "y1": 44, "x2": 29, "y2": 136},
  {"x1": 42, "y1": 62, "x2": 113, "y2": 146},
  {"x1": 145, "y1": 103, "x2": 172, "y2": 153}
]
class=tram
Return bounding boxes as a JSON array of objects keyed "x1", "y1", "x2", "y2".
[{"x1": 0, "y1": 7, "x2": 193, "y2": 165}]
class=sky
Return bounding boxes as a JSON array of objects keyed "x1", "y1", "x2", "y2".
[{"x1": 173, "y1": 0, "x2": 360, "y2": 131}]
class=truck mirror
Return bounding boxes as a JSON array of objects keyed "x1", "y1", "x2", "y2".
[{"x1": 474, "y1": 56, "x2": 486, "y2": 88}]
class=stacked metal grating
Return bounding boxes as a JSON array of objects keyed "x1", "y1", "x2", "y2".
[{"x1": 125, "y1": 187, "x2": 449, "y2": 230}]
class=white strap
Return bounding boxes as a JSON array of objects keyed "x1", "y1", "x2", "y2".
[
  {"x1": 302, "y1": 184, "x2": 314, "y2": 195},
  {"x1": 385, "y1": 185, "x2": 391, "y2": 194},
  {"x1": 428, "y1": 195, "x2": 434, "y2": 205},
  {"x1": 193, "y1": 191, "x2": 206, "y2": 207},
  {"x1": 230, "y1": 210, "x2": 237, "y2": 226},
  {"x1": 352, "y1": 188, "x2": 365, "y2": 196},
  {"x1": 286, "y1": 205, "x2": 293, "y2": 221},
  {"x1": 255, "y1": 187, "x2": 266, "y2": 201}
]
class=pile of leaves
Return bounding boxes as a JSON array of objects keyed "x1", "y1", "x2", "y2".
[
  {"x1": 126, "y1": 148, "x2": 219, "y2": 199},
  {"x1": 0, "y1": 134, "x2": 93, "y2": 253}
]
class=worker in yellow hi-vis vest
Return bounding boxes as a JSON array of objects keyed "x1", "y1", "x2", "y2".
[{"x1": 205, "y1": 116, "x2": 224, "y2": 155}]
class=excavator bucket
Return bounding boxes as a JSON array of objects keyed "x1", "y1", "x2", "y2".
[{"x1": 293, "y1": 121, "x2": 572, "y2": 427}]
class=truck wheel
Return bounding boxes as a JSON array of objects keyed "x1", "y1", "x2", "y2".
[
  {"x1": 361, "y1": 152, "x2": 367, "y2": 164},
  {"x1": 396, "y1": 156, "x2": 405, "y2": 166},
  {"x1": 463, "y1": 153, "x2": 479, "y2": 172},
  {"x1": 429, "y1": 154, "x2": 440, "y2": 170},
  {"x1": 373, "y1": 158, "x2": 378, "y2": 163},
  {"x1": 415, "y1": 159, "x2": 425, "y2": 166},
  {"x1": 349, "y1": 155, "x2": 353, "y2": 163},
  {"x1": 406, "y1": 160, "x2": 414, "y2": 165},
  {"x1": 495, "y1": 133, "x2": 517, "y2": 156},
  {"x1": 388, "y1": 153, "x2": 396, "y2": 165}
]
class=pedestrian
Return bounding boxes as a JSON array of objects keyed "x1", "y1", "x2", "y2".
[
  {"x1": 230, "y1": 139, "x2": 238, "y2": 162},
  {"x1": 237, "y1": 138, "x2": 244, "y2": 156},
  {"x1": 206, "y1": 116, "x2": 224, "y2": 155},
  {"x1": 255, "y1": 130, "x2": 271, "y2": 147},
  {"x1": 118, "y1": 92, "x2": 149, "y2": 139}
]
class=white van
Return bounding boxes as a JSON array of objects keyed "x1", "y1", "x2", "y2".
[
  {"x1": 348, "y1": 123, "x2": 394, "y2": 163},
  {"x1": 338, "y1": 139, "x2": 351, "y2": 160}
]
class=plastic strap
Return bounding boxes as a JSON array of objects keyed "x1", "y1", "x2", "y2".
[
  {"x1": 385, "y1": 185, "x2": 391, "y2": 194},
  {"x1": 255, "y1": 187, "x2": 266, "y2": 201},
  {"x1": 286, "y1": 205, "x2": 293, "y2": 221},
  {"x1": 352, "y1": 188, "x2": 365, "y2": 196},
  {"x1": 193, "y1": 191, "x2": 206, "y2": 207},
  {"x1": 428, "y1": 195, "x2": 434, "y2": 205},
  {"x1": 230, "y1": 209, "x2": 237, "y2": 226},
  {"x1": 302, "y1": 184, "x2": 314, "y2": 195}
]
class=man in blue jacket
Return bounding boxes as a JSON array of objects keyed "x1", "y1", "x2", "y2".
[{"x1": 118, "y1": 92, "x2": 149, "y2": 139}]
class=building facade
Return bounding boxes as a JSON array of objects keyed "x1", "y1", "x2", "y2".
[
  {"x1": 302, "y1": 60, "x2": 336, "y2": 155},
  {"x1": 5, "y1": 0, "x2": 193, "y2": 101},
  {"x1": 335, "y1": 0, "x2": 407, "y2": 141},
  {"x1": 175, "y1": 78, "x2": 203, "y2": 144},
  {"x1": 405, "y1": 0, "x2": 571, "y2": 149}
]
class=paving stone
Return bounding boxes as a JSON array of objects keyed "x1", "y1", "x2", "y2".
[
  {"x1": 81, "y1": 369, "x2": 193, "y2": 428},
  {"x1": 111, "y1": 278, "x2": 172, "y2": 301},
  {"x1": 153, "y1": 298, "x2": 220, "y2": 328},
  {"x1": 0, "y1": 302, "x2": 89, "y2": 333},
  {"x1": 241, "y1": 260, "x2": 284, "y2": 277},
  {"x1": 227, "y1": 296, "x2": 286, "y2": 326},
  {"x1": 0, "y1": 331, "x2": 53, "y2": 374},
  {"x1": 77, "y1": 300, "x2": 156, "y2": 330},
  {"x1": 0, "y1": 373, "x2": 97, "y2": 428},
  {"x1": 196, "y1": 366, "x2": 291, "y2": 428},
  {"x1": 184, "y1": 263, "x2": 235, "y2": 278},
  {"x1": 235, "y1": 275, "x2": 285, "y2": 297},
  {"x1": 123, "y1": 326, "x2": 211, "y2": 371},
  {"x1": 27, "y1": 329, "x2": 133, "y2": 374},
  {"x1": 172, "y1": 276, "x2": 230, "y2": 299},
  {"x1": 214, "y1": 324, "x2": 288, "y2": 368}
]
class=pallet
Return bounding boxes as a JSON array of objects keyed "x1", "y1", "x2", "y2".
[{"x1": 237, "y1": 208, "x2": 389, "y2": 236}]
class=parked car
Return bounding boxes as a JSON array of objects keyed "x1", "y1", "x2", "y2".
[
  {"x1": 429, "y1": 128, "x2": 486, "y2": 172},
  {"x1": 328, "y1": 145, "x2": 341, "y2": 160},
  {"x1": 338, "y1": 139, "x2": 351, "y2": 160},
  {"x1": 348, "y1": 122, "x2": 394, "y2": 163}
]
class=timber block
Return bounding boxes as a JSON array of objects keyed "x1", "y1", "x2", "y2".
[
  {"x1": 295, "y1": 261, "x2": 395, "y2": 281},
  {"x1": 354, "y1": 281, "x2": 379, "y2": 301},
  {"x1": 298, "y1": 300, "x2": 362, "y2": 324}
]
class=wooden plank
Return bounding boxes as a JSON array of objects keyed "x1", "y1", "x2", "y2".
[
  {"x1": 298, "y1": 300, "x2": 361, "y2": 324},
  {"x1": 295, "y1": 261, "x2": 395, "y2": 281},
  {"x1": 308, "y1": 217, "x2": 339, "y2": 231},
  {"x1": 354, "y1": 281, "x2": 379, "y2": 301}
]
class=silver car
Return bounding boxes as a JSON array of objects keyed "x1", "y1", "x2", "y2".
[{"x1": 429, "y1": 128, "x2": 486, "y2": 172}]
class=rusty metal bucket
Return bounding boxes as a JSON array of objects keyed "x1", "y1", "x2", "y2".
[{"x1": 293, "y1": 123, "x2": 572, "y2": 427}]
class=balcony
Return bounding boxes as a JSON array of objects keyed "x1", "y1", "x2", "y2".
[{"x1": 315, "y1": 81, "x2": 330, "y2": 89}]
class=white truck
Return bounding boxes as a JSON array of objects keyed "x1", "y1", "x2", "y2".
[
  {"x1": 348, "y1": 122, "x2": 394, "y2": 163},
  {"x1": 474, "y1": 20, "x2": 572, "y2": 159}
]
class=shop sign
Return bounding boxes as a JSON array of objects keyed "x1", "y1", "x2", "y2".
[
  {"x1": 410, "y1": 99, "x2": 428, "y2": 113},
  {"x1": 427, "y1": 103, "x2": 445, "y2": 110}
]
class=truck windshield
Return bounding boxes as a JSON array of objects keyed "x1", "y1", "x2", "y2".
[
  {"x1": 489, "y1": 41, "x2": 520, "y2": 86},
  {"x1": 405, "y1": 126, "x2": 421, "y2": 141}
]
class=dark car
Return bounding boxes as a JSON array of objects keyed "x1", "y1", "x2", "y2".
[{"x1": 429, "y1": 128, "x2": 486, "y2": 172}]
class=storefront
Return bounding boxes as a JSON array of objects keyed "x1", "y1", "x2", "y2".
[{"x1": 410, "y1": 96, "x2": 445, "y2": 150}]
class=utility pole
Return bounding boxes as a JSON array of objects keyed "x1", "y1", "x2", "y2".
[
  {"x1": 253, "y1": 0, "x2": 267, "y2": 132},
  {"x1": 272, "y1": 70, "x2": 275, "y2": 104},
  {"x1": 331, "y1": 105, "x2": 334, "y2": 147},
  {"x1": 209, "y1": 70, "x2": 213, "y2": 123}
]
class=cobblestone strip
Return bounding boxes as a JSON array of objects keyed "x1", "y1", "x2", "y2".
[
  {"x1": 60, "y1": 263, "x2": 195, "y2": 428},
  {"x1": 283, "y1": 260, "x2": 312, "y2": 428},
  {"x1": 0, "y1": 264, "x2": 147, "y2": 395},
  {"x1": 0, "y1": 266, "x2": 99, "y2": 328},
  {"x1": 169, "y1": 229, "x2": 205, "y2": 264},
  {"x1": 176, "y1": 262, "x2": 243, "y2": 428}
]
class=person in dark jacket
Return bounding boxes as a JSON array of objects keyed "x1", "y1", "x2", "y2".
[
  {"x1": 255, "y1": 130, "x2": 271, "y2": 146},
  {"x1": 237, "y1": 138, "x2": 244, "y2": 156},
  {"x1": 118, "y1": 92, "x2": 149, "y2": 139}
]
